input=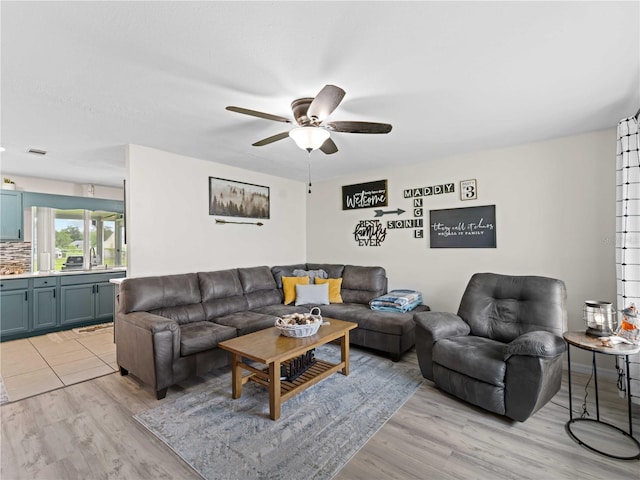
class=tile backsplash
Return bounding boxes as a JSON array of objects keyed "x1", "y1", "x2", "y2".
[{"x1": 0, "y1": 242, "x2": 32, "y2": 274}]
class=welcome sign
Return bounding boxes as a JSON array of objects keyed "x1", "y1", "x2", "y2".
[{"x1": 342, "y1": 180, "x2": 388, "y2": 210}]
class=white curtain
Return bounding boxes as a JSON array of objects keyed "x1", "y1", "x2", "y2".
[{"x1": 616, "y1": 115, "x2": 640, "y2": 405}]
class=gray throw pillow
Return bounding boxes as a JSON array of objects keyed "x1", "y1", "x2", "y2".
[
  {"x1": 292, "y1": 269, "x2": 328, "y2": 282},
  {"x1": 295, "y1": 283, "x2": 330, "y2": 306}
]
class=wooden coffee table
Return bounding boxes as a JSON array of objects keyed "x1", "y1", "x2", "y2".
[{"x1": 218, "y1": 318, "x2": 357, "y2": 420}]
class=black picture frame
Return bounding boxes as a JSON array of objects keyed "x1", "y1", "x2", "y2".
[
  {"x1": 429, "y1": 205, "x2": 496, "y2": 248},
  {"x1": 209, "y1": 177, "x2": 270, "y2": 219}
]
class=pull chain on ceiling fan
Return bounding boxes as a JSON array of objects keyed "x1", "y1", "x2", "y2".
[{"x1": 225, "y1": 84, "x2": 392, "y2": 155}]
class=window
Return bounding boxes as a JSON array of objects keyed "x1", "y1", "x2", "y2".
[{"x1": 32, "y1": 207, "x2": 126, "y2": 271}]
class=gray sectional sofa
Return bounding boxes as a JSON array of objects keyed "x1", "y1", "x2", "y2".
[{"x1": 115, "y1": 263, "x2": 429, "y2": 399}]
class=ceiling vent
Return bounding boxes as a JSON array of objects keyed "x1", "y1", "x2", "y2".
[{"x1": 27, "y1": 148, "x2": 47, "y2": 155}]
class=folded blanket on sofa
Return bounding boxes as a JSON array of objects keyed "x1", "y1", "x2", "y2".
[{"x1": 370, "y1": 289, "x2": 423, "y2": 313}]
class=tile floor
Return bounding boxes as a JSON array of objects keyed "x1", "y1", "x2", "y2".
[{"x1": 0, "y1": 323, "x2": 117, "y2": 403}]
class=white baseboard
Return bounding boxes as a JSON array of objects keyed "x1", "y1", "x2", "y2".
[
  {"x1": 566, "y1": 361, "x2": 640, "y2": 406},
  {"x1": 564, "y1": 362, "x2": 619, "y2": 381}
]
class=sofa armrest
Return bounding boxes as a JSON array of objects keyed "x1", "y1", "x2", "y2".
[
  {"x1": 414, "y1": 312, "x2": 471, "y2": 381},
  {"x1": 118, "y1": 311, "x2": 178, "y2": 334},
  {"x1": 505, "y1": 331, "x2": 566, "y2": 360},
  {"x1": 115, "y1": 311, "x2": 181, "y2": 393},
  {"x1": 414, "y1": 312, "x2": 471, "y2": 341}
]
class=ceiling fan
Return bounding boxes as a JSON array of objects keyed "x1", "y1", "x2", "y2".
[{"x1": 225, "y1": 84, "x2": 392, "y2": 155}]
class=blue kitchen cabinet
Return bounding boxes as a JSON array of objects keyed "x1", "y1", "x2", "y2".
[
  {"x1": 0, "y1": 271, "x2": 125, "y2": 341},
  {"x1": 0, "y1": 191, "x2": 23, "y2": 241},
  {"x1": 95, "y1": 282, "x2": 116, "y2": 321},
  {"x1": 60, "y1": 272, "x2": 124, "y2": 326},
  {"x1": 0, "y1": 279, "x2": 30, "y2": 337},
  {"x1": 32, "y1": 277, "x2": 58, "y2": 330}
]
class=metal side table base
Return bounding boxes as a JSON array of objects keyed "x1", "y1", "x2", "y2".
[
  {"x1": 566, "y1": 418, "x2": 640, "y2": 460},
  {"x1": 564, "y1": 331, "x2": 640, "y2": 461}
]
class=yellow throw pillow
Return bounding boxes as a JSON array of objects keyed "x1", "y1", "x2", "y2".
[
  {"x1": 282, "y1": 276, "x2": 309, "y2": 305},
  {"x1": 315, "y1": 278, "x2": 343, "y2": 303}
]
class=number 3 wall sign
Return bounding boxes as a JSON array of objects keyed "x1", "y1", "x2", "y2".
[{"x1": 460, "y1": 179, "x2": 477, "y2": 200}]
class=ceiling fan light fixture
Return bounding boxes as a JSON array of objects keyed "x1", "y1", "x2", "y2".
[{"x1": 289, "y1": 127, "x2": 330, "y2": 153}]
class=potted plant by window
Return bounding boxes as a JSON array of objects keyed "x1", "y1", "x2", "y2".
[{"x1": 2, "y1": 178, "x2": 16, "y2": 190}]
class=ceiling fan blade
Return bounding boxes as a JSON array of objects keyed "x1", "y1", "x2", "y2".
[
  {"x1": 325, "y1": 121, "x2": 392, "y2": 134},
  {"x1": 320, "y1": 138, "x2": 338, "y2": 155},
  {"x1": 252, "y1": 131, "x2": 291, "y2": 146},
  {"x1": 307, "y1": 85, "x2": 346, "y2": 123},
  {"x1": 226, "y1": 106, "x2": 291, "y2": 123}
]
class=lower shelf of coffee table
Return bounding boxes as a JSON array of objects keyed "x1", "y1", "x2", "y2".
[{"x1": 248, "y1": 359, "x2": 345, "y2": 401}]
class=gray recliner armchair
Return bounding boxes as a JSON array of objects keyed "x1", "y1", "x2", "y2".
[{"x1": 414, "y1": 273, "x2": 567, "y2": 422}]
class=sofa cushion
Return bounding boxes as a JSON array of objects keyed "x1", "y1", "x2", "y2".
[
  {"x1": 198, "y1": 269, "x2": 243, "y2": 301},
  {"x1": 293, "y1": 268, "x2": 328, "y2": 281},
  {"x1": 149, "y1": 303, "x2": 206, "y2": 325},
  {"x1": 306, "y1": 263, "x2": 345, "y2": 279},
  {"x1": 433, "y1": 336, "x2": 508, "y2": 387},
  {"x1": 179, "y1": 321, "x2": 237, "y2": 356},
  {"x1": 238, "y1": 266, "x2": 277, "y2": 293},
  {"x1": 320, "y1": 303, "x2": 421, "y2": 336},
  {"x1": 246, "y1": 289, "x2": 283, "y2": 310},
  {"x1": 198, "y1": 270, "x2": 249, "y2": 320},
  {"x1": 340, "y1": 265, "x2": 387, "y2": 304},
  {"x1": 250, "y1": 304, "x2": 309, "y2": 317},
  {"x1": 271, "y1": 264, "x2": 307, "y2": 288},
  {"x1": 214, "y1": 311, "x2": 279, "y2": 336},
  {"x1": 120, "y1": 273, "x2": 201, "y2": 313}
]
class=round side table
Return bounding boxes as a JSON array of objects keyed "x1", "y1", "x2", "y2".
[{"x1": 563, "y1": 331, "x2": 640, "y2": 460}]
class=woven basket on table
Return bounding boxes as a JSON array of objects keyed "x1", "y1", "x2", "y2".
[{"x1": 275, "y1": 307, "x2": 323, "y2": 338}]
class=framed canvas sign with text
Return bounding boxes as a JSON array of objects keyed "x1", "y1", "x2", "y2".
[
  {"x1": 342, "y1": 179, "x2": 388, "y2": 210},
  {"x1": 430, "y1": 205, "x2": 496, "y2": 248},
  {"x1": 209, "y1": 177, "x2": 270, "y2": 219}
]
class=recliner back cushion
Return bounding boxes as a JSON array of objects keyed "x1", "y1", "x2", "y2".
[
  {"x1": 458, "y1": 273, "x2": 567, "y2": 343},
  {"x1": 198, "y1": 270, "x2": 249, "y2": 319},
  {"x1": 340, "y1": 265, "x2": 387, "y2": 304},
  {"x1": 238, "y1": 266, "x2": 282, "y2": 309}
]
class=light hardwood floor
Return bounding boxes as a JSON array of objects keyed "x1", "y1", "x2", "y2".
[{"x1": 1, "y1": 348, "x2": 638, "y2": 479}]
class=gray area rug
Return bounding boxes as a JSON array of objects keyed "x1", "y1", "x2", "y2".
[{"x1": 134, "y1": 344, "x2": 423, "y2": 480}]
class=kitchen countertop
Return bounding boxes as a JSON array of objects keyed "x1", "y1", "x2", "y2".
[{"x1": 0, "y1": 267, "x2": 127, "y2": 280}]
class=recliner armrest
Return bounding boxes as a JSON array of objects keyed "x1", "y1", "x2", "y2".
[
  {"x1": 414, "y1": 312, "x2": 471, "y2": 341},
  {"x1": 505, "y1": 331, "x2": 566, "y2": 360},
  {"x1": 414, "y1": 312, "x2": 471, "y2": 381}
]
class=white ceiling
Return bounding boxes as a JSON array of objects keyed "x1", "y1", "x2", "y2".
[{"x1": 1, "y1": 1, "x2": 638, "y2": 188}]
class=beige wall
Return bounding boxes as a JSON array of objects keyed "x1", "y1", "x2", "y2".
[
  {"x1": 8, "y1": 174, "x2": 124, "y2": 243},
  {"x1": 125, "y1": 130, "x2": 617, "y2": 370},
  {"x1": 6, "y1": 175, "x2": 123, "y2": 200},
  {"x1": 125, "y1": 145, "x2": 307, "y2": 277},
  {"x1": 307, "y1": 128, "x2": 617, "y2": 369}
]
